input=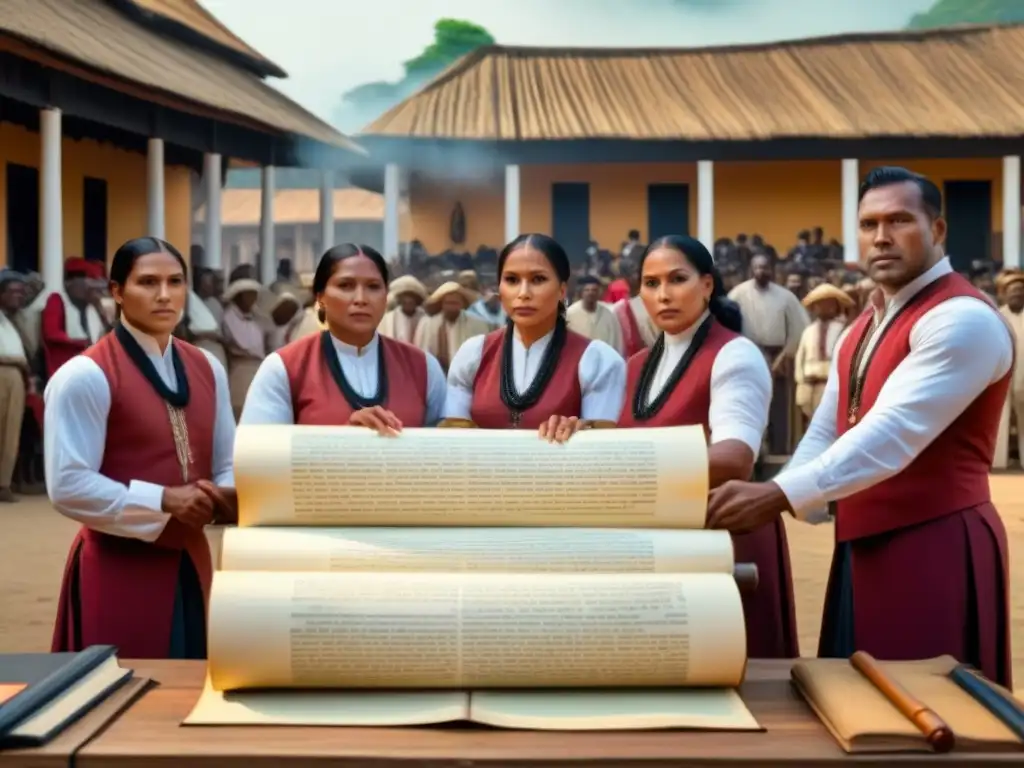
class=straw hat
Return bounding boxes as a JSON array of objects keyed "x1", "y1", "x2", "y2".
[
  {"x1": 802, "y1": 283, "x2": 855, "y2": 309},
  {"x1": 425, "y1": 281, "x2": 476, "y2": 312},
  {"x1": 996, "y1": 270, "x2": 1024, "y2": 292},
  {"x1": 271, "y1": 292, "x2": 300, "y2": 312},
  {"x1": 223, "y1": 278, "x2": 263, "y2": 302},
  {"x1": 388, "y1": 275, "x2": 428, "y2": 303}
]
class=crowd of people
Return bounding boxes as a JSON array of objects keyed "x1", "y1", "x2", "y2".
[
  {"x1": 8, "y1": 166, "x2": 1014, "y2": 693},
  {"x1": 1, "y1": 195, "x2": 1022, "y2": 505}
]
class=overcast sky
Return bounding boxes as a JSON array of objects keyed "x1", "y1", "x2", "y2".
[{"x1": 203, "y1": 0, "x2": 934, "y2": 127}]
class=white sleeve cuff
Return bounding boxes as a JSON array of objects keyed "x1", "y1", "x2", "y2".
[
  {"x1": 120, "y1": 480, "x2": 171, "y2": 542},
  {"x1": 771, "y1": 461, "x2": 827, "y2": 521},
  {"x1": 125, "y1": 480, "x2": 165, "y2": 513},
  {"x1": 709, "y1": 425, "x2": 764, "y2": 459}
]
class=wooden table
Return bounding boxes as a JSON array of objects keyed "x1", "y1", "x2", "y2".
[{"x1": 30, "y1": 659, "x2": 1014, "y2": 767}]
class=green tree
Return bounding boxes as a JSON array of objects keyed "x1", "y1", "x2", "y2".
[
  {"x1": 402, "y1": 19, "x2": 495, "y2": 79},
  {"x1": 335, "y1": 19, "x2": 495, "y2": 131},
  {"x1": 908, "y1": 0, "x2": 1024, "y2": 28}
]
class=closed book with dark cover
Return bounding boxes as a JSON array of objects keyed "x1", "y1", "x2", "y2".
[{"x1": 0, "y1": 645, "x2": 133, "y2": 747}]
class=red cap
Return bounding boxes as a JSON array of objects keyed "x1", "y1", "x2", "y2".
[
  {"x1": 63, "y1": 257, "x2": 89, "y2": 279},
  {"x1": 85, "y1": 261, "x2": 106, "y2": 280}
]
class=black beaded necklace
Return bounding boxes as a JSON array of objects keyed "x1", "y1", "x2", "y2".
[
  {"x1": 499, "y1": 315, "x2": 567, "y2": 427},
  {"x1": 321, "y1": 330, "x2": 387, "y2": 410},
  {"x1": 631, "y1": 314, "x2": 714, "y2": 421},
  {"x1": 115, "y1": 322, "x2": 190, "y2": 408}
]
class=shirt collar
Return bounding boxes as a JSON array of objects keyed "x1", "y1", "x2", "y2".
[
  {"x1": 331, "y1": 331, "x2": 379, "y2": 358},
  {"x1": 664, "y1": 309, "x2": 710, "y2": 348},
  {"x1": 871, "y1": 257, "x2": 952, "y2": 321},
  {"x1": 121, "y1": 317, "x2": 174, "y2": 361},
  {"x1": 514, "y1": 325, "x2": 554, "y2": 349}
]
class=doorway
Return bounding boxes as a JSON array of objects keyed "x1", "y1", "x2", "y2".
[
  {"x1": 647, "y1": 183, "x2": 690, "y2": 241},
  {"x1": 943, "y1": 180, "x2": 991, "y2": 273},
  {"x1": 6, "y1": 163, "x2": 39, "y2": 273},
  {"x1": 551, "y1": 182, "x2": 590, "y2": 264},
  {"x1": 83, "y1": 177, "x2": 108, "y2": 265}
]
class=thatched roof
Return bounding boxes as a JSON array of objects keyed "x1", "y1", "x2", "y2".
[
  {"x1": 1, "y1": 0, "x2": 361, "y2": 153},
  {"x1": 362, "y1": 24, "x2": 1024, "y2": 142}
]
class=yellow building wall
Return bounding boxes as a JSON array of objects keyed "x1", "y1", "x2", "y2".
[
  {"x1": 403, "y1": 156, "x2": 1006, "y2": 257},
  {"x1": 0, "y1": 122, "x2": 192, "y2": 270},
  {"x1": 713, "y1": 161, "x2": 843, "y2": 247},
  {"x1": 407, "y1": 172, "x2": 505, "y2": 254}
]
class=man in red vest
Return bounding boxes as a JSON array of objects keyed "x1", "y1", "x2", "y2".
[{"x1": 706, "y1": 166, "x2": 1014, "y2": 688}]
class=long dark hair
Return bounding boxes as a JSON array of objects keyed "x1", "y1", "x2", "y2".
[
  {"x1": 312, "y1": 243, "x2": 389, "y2": 323},
  {"x1": 639, "y1": 235, "x2": 742, "y2": 333},
  {"x1": 498, "y1": 233, "x2": 571, "y2": 319},
  {"x1": 109, "y1": 237, "x2": 187, "y2": 287}
]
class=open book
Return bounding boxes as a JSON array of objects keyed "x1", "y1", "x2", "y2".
[
  {"x1": 185, "y1": 685, "x2": 760, "y2": 731},
  {"x1": 191, "y1": 425, "x2": 757, "y2": 731},
  {"x1": 792, "y1": 656, "x2": 1024, "y2": 753},
  {"x1": 186, "y1": 570, "x2": 757, "y2": 729},
  {"x1": 233, "y1": 424, "x2": 708, "y2": 528}
]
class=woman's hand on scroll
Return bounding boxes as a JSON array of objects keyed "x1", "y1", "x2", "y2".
[
  {"x1": 538, "y1": 415, "x2": 584, "y2": 444},
  {"x1": 349, "y1": 406, "x2": 403, "y2": 436},
  {"x1": 706, "y1": 480, "x2": 791, "y2": 533}
]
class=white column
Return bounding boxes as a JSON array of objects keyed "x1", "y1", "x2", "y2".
[
  {"x1": 841, "y1": 158, "x2": 860, "y2": 263},
  {"x1": 40, "y1": 108, "x2": 63, "y2": 293},
  {"x1": 504, "y1": 165, "x2": 521, "y2": 244},
  {"x1": 203, "y1": 152, "x2": 222, "y2": 270},
  {"x1": 696, "y1": 160, "x2": 714, "y2": 250},
  {"x1": 146, "y1": 138, "x2": 165, "y2": 239},
  {"x1": 1003, "y1": 156, "x2": 1021, "y2": 269},
  {"x1": 383, "y1": 163, "x2": 400, "y2": 260},
  {"x1": 319, "y1": 170, "x2": 334, "y2": 254},
  {"x1": 259, "y1": 166, "x2": 276, "y2": 285}
]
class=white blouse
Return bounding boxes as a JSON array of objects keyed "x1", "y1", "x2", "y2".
[
  {"x1": 775, "y1": 258, "x2": 1014, "y2": 520},
  {"x1": 240, "y1": 332, "x2": 447, "y2": 426},
  {"x1": 43, "y1": 320, "x2": 236, "y2": 543},
  {"x1": 646, "y1": 312, "x2": 771, "y2": 456},
  {"x1": 444, "y1": 328, "x2": 627, "y2": 422}
]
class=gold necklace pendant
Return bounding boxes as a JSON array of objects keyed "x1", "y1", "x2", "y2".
[{"x1": 165, "y1": 404, "x2": 194, "y2": 484}]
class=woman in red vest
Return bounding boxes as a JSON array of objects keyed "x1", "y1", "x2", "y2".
[
  {"x1": 617, "y1": 234, "x2": 799, "y2": 659},
  {"x1": 49, "y1": 237, "x2": 237, "y2": 659},
  {"x1": 240, "y1": 243, "x2": 445, "y2": 431},
  {"x1": 442, "y1": 234, "x2": 626, "y2": 440}
]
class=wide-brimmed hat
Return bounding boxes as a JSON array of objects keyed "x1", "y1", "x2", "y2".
[
  {"x1": 271, "y1": 292, "x2": 300, "y2": 312},
  {"x1": 997, "y1": 270, "x2": 1024, "y2": 292},
  {"x1": 802, "y1": 283, "x2": 855, "y2": 309},
  {"x1": 223, "y1": 278, "x2": 263, "y2": 302},
  {"x1": 388, "y1": 275, "x2": 428, "y2": 303},
  {"x1": 425, "y1": 281, "x2": 476, "y2": 312}
]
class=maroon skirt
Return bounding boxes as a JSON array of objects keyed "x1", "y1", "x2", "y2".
[
  {"x1": 732, "y1": 516, "x2": 800, "y2": 658},
  {"x1": 818, "y1": 503, "x2": 1011, "y2": 688}
]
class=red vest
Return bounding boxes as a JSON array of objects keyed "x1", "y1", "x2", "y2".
[
  {"x1": 617, "y1": 320, "x2": 739, "y2": 432},
  {"x1": 470, "y1": 328, "x2": 590, "y2": 428},
  {"x1": 277, "y1": 332, "x2": 428, "y2": 426},
  {"x1": 52, "y1": 332, "x2": 216, "y2": 658},
  {"x1": 613, "y1": 300, "x2": 647, "y2": 359},
  {"x1": 834, "y1": 273, "x2": 1011, "y2": 542}
]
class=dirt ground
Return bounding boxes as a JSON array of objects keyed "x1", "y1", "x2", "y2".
[{"x1": 3, "y1": 477, "x2": 1023, "y2": 684}]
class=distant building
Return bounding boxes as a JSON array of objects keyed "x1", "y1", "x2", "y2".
[
  {"x1": 196, "y1": 187, "x2": 391, "y2": 275},
  {"x1": 0, "y1": 0, "x2": 361, "y2": 283},
  {"x1": 353, "y1": 24, "x2": 1024, "y2": 271}
]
